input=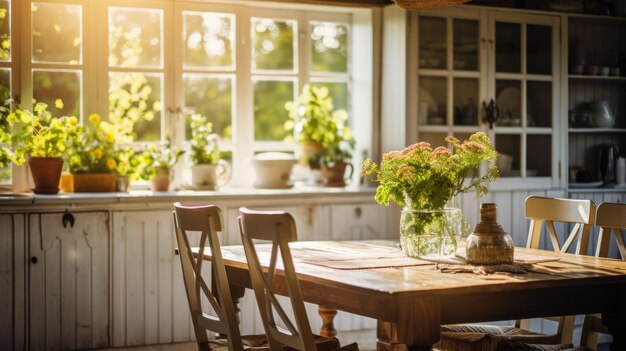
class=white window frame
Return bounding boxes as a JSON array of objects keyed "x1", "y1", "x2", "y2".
[{"x1": 9, "y1": 0, "x2": 375, "y2": 190}]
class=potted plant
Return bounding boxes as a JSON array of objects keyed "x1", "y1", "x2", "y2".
[
  {"x1": 64, "y1": 113, "x2": 119, "y2": 192},
  {"x1": 0, "y1": 101, "x2": 79, "y2": 194},
  {"x1": 285, "y1": 84, "x2": 356, "y2": 185},
  {"x1": 113, "y1": 146, "x2": 142, "y2": 192},
  {"x1": 361, "y1": 132, "x2": 499, "y2": 258},
  {"x1": 138, "y1": 140, "x2": 184, "y2": 192},
  {"x1": 188, "y1": 113, "x2": 230, "y2": 190}
]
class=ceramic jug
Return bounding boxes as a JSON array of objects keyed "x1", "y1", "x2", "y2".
[{"x1": 591, "y1": 100, "x2": 616, "y2": 128}]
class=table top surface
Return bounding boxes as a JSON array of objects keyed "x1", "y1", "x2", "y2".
[{"x1": 203, "y1": 239, "x2": 626, "y2": 297}]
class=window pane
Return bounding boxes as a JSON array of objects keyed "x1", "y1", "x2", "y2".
[
  {"x1": 527, "y1": 25, "x2": 551, "y2": 75},
  {"x1": 184, "y1": 74, "x2": 233, "y2": 141},
  {"x1": 0, "y1": 0, "x2": 10, "y2": 61},
  {"x1": 0, "y1": 68, "x2": 10, "y2": 103},
  {"x1": 32, "y1": 3, "x2": 81, "y2": 64},
  {"x1": 419, "y1": 77, "x2": 447, "y2": 125},
  {"x1": 495, "y1": 134, "x2": 520, "y2": 177},
  {"x1": 453, "y1": 78, "x2": 479, "y2": 126},
  {"x1": 419, "y1": 16, "x2": 446, "y2": 70},
  {"x1": 495, "y1": 80, "x2": 521, "y2": 127},
  {"x1": 251, "y1": 18, "x2": 295, "y2": 71},
  {"x1": 109, "y1": 72, "x2": 162, "y2": 141},
  {"x1": 183, "y1": 12, "x2": 234, "y2": 69},
  {"x1": 253, "y1": 79, "x2": 294, "y2": 141},
  {"x1": 310, "y1": 81, "x2": 349, "y2": 115},
  {"x1": 109, "y1": 7, "x2": 162, "y2": 68},
  {"x1": 527, "y1": 81, "x2": 551, "y2": 127},
  {"x1": 496, "y1": 22, "x2": 521, "y2": 73},
  {"x1": 311, "y1": 22, "x2": 348, "y2": 73},
  {"x1": 33, "y1": 70, "x2": 81, "y2": 118},
  {"x1": 527, "y1": 134, "x2": 551, "y2": 177},
  {"x1": 453, "y1": 19, "x2": 478, "y2": 71}
]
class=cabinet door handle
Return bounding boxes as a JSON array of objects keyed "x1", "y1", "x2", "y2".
[
  {"x1": 354, "y1": 207, "x2": 362, "y2": 219},
  {"x1": 31, "y1": 256, "x2": 38, "y2": 264},
  {"x1": 62, "y1": 212, "x2": 75, "y2": 228}
]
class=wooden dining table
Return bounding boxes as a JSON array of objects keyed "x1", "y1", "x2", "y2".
[{"x1": 197, "y1": 240, "x2": 626, "y2": 351}]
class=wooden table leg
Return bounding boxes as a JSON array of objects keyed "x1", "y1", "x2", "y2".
[
  {"x1": 394, "y1": 296, "x2": 440, "y2": 351},
  {"x1": 377, "y1": 321, "x2": 406, "y2": 351},
  {"x1": 602, "y1": 284, "x2": 626, "y2": 351},
  {"x1": 318, "y1": 306, "x2": 338, "y2": 338}
]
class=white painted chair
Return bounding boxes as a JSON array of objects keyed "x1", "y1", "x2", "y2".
[
  {"x1": 580, "y1": 201, "x2": 626, "y2": 350},
  {"x1": 237, "y1": 207, "x2": 359, "y2": 351},
  {"x1": 438, "y1": 196, "x2": 595, "y2": 351},
  {"x1": 173, "y1": 203, "x2": 268, "y2": 351}
]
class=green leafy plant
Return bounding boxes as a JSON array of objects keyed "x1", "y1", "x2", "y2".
[
  {"x1": 284, "y1": 84, "x2": 355, "y2": 166},
  {"x1": 0, "y1": 101, "x2": 79, "y2": 165},
  {"x1": 137, "y1": 141, "x2": 184, "y2": 180},
  {"x1": 114, "y1": 146, "x2": 143, "y2": 181},
  {"x1": 361, "y1": 132, "x2": 499, "y2": 210},
  {"x1": 66, "y1": 113, "x2": 119, "y2": 174},
  {"x1": 189, "y1": 113, "x2": 220, "y2": 165}
]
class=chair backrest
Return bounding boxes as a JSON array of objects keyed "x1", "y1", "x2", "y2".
[
  {"x1": 595, "y1": 202, "x2": 626, "y2": 259},
  {"x1": 525, "y1": 196, "x2": 595, "y2": 255},
  {"x1": 521, "y1": 196, "x2": 595, "y2": 343},
  {"x1": 580, "y1": 202, "x2": 626, "y2": 350},
  {"x1": 238, "y1": 207, "x2": 316, "y2": 351},
  {"x1": 173, "y1": 202, "x2": 244, "y2": 351}
]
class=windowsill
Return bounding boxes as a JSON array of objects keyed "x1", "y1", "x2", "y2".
[{"x1": 0, "y1": 184, "x2": 378, "y2": 208}]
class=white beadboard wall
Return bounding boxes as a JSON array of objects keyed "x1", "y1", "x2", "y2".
[{"x1": 0, "y1": 214, "x2": 26, "y2": 351}]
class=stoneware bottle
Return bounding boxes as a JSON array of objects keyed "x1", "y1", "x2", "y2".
[{"x1": 466, "y1": 203, "x2": 514, "y2": 265}]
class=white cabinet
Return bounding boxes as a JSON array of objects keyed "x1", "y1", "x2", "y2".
[
  {"x1": 0, "y1": 213, "x2": 26, "y2": 351},
  {"x1": 111, "y1": 210, "x2": 193, "y2": 347},
  {"x1": 329, "y1": 203, "x2": 391, "y2": 240},
  {"x1": 403, "y1": 7, "x2": 561, "y2": 190},
  {"x1": 28, "y1": 211, "x2": 109, "y2": 350}
]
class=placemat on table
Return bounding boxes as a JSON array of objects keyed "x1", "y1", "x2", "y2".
[
  {"x1": 302, "y1": 256, "x2": 434, "y2": 270},
  {"x1": 424, "y1": 253, "x2": 560, "y2": 275}
]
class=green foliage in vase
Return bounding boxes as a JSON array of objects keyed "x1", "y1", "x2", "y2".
[
  {"x1": 361, "y1": 132, "x2": 499, "y2": 210},
  {"x1": 285, "y1": 84, "x2": 355, "y2": 166},
  {"x1": 189, "y1": 113, "x2": 220, "y2": 165}
]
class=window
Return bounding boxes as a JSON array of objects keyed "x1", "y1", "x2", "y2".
[
  {"x1": 31, "y1": 2, "x2": 83, "y2": 119},
  {"x1": 0, "y1": 0, "x2": 11, "y2": 184},
  {"x1": 11, "y1": 0, "x2": 370, "y2": 188}
]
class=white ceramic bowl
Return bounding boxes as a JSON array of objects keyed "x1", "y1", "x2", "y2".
[{"x1": 251, "y1": 152, "x2": 297, "y2": 189}]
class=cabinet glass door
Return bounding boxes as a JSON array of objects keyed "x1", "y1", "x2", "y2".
[
  {"x1": 492, "y1": 15, "x2": 556, "y2": 181},
  {"x1": 416, "y1": 12, "x2": 482, "y2": 141}
]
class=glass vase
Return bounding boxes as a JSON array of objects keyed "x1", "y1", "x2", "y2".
[{"x1": 400, "y1": 206, "x2": 469, "y2": 258}]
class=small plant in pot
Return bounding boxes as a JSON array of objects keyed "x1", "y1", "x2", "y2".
[
  {"x1": 138, "y1": 140, "x2": 184, "y2": 192},
  {"x1": 64, "y1": 113, "x2": 120, "y2": 192},
  {"x1": 285, "y1": 84, "x2": 355, "y2": 185},
  {"x1": 317, "y1": 109, "x2": 356, "y2": 187},
  {"x1": 188, "y1": 114, "x2": 230, "y2": 190},
  {"x1": 0, "y1": 101, "x2": 79, "y2": 194}
]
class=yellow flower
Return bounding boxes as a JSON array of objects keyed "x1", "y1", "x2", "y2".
[
  {"x1": 107, "y1": 158, "x2": 117, "y2": 170},
  {"x1": 55, "y1": 99, "x2": 64, "y2": 109},
  {"x1": 89, "y1": 113, "x2": 100, "y2": 124},
  {"x1": 91, "y1": 149, "x2": 103, "y2": 159},
  {"x1": 105, "y1": 132, "x2": 115, "y2": 143},
  {"x1": 68, "y1": 116, "x2": 78, "y2": 126}
]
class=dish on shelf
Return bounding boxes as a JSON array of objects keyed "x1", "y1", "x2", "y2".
[{"x1": 569, "y1": 181, "x2": 603, "y2": 188}]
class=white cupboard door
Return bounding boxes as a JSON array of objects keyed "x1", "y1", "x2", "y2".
[
  {"x1": 330, "y1": 204, "x2": 389, "y2": 240},
  {"x1": 0, "y1": 214, "x2": 26, "y2": 351},
  {"x1": 111, "y1": 211, "x2": 193, "y2": 347},
  {"x1": 28, "y1": 211, "x2": 109, "y2": 350}
]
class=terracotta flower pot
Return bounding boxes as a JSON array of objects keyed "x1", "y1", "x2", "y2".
[
  {"x1": 72, "y1": 173, "x2": 118, "y2": 192},
  {"x1": 320, "y1": 161, "x2": 354, "y2": 187},
  {"x1": 150, "y1": 167, "x2": 171, "y2": 192},
  {"x1": 28, "y1": 156, "x2": 64, "y2": 194}
]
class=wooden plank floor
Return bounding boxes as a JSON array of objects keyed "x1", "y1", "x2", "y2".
[{"x1": 94, "y1": 329, "x2": 378, "y2": 351}]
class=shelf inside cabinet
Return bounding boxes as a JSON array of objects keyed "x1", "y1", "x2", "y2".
[
  {"x1": 569, "y1": 75, "x2": 626, "y2": 82},
  {"x1": 569, "y1": 128, "x2": 626, "y2": 133}
]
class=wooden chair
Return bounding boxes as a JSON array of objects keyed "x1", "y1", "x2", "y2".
[
  {"x1": 173, "y1": 203, "x2": 268, "y2": 351},
  {"x1": 579, "y1": 201, "x2": 626, "y2": 350},
  {"x1": 237, "y1": 207, "x2": 359, "y2": 351},
  {"x1": 438, "y1": 196, "x2": 595, "y2": 351}
]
